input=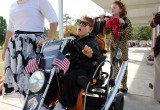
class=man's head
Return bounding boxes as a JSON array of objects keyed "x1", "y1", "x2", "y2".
[
  {"x1": 150, "y1": 12, "x2": 160, "y2": 28},
  {"x1": 76, "y1": 16, "x2": 94, "y2": 37},
  {"x1": 99, "y1": 15, "x2": 105, "y2": 21}
]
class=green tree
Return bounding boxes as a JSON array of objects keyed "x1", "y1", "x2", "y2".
[
  {"x1": 44, "y1": 27, "x2": 59, "y2": 40},
  {"x1": 0, "y1": 16, "x2": 7, "y2": 48},
  {"x1": 44, "y1": 27, "x2": 49, "y2": 36},
  {"x1": 63, "y1": 14, "x2": 74, "y2": 26},
  {"x1": 132, "y1": 26, "x2": 152, "y2": 41},
  {"x1": 62, "y1": 14, "x2": 76, "y2": 38}
]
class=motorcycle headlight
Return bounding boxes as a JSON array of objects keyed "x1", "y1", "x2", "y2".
[{"x1": 29, "y1": 71, "x2": 45, "y2": 93}]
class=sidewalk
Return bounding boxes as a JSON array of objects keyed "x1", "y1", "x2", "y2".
[
  {"x1": 0, "y1": 93, "x2": 24, "y2": 110},
  {"x1": 124, "y1": 47, "x2": 160, "y2": 110},
  {"x1": 0, "y1": 47, "x2": 160, "y2": 110}
]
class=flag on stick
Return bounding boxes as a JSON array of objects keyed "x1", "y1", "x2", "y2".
[
  {"x1": 25, "y1": 58, "x2": 38, "y2": 74},
  {"x1": 52, "y1": 52, "x2": 70, "y2": 74}
]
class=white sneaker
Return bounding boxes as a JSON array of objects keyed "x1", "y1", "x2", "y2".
[{"x1": 53, "y1": 102, "x2": 65, "y2": 110}]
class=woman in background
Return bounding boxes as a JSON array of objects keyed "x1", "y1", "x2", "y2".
[{"x1": 105, "y1": 1, "x2": 132, "y2": 93}]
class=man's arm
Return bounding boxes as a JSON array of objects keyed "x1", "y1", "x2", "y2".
[
  {"x1": 122, "y1": 18, "x2": 132, "y2": 40},
  {"x1": 2, "y1": 31, "x2": 13, "y2": 60}
]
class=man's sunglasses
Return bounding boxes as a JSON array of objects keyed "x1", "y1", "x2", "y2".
[{"x1": 77, "y1": 19, "x2": 91, "y2": 27}]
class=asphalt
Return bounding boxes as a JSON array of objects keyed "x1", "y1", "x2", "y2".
[{"x1": 0, "y1": 47, "x2": 160, "y2": 110}]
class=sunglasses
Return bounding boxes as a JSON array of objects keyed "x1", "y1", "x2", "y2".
[{"x1": 77, "y1": 19, "x2": 91, "y2": 27}]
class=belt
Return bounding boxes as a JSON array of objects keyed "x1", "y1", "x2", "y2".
[{"x1": 15, "y1": 30, "x2": 43, "y2": 34}]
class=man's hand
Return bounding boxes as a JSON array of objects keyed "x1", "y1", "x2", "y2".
[
  {"x1": 37, "y1": 37, "x2": 52, "y2": 48},
  {"x1": 2, "y1": 50, "x2": 6, "y2": 61},
  {"x1": 82, "y1": 45, "x2": 93, "y2": 58},
  {"x1": 152, "y1": 12, "x2": 157, "y2": 19}
]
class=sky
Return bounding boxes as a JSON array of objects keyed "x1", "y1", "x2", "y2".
[{"x1": 0, "y1": 0, "x2": 110, "y2": 27}]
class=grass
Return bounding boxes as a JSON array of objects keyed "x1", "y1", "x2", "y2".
[{"x1": 0, "y1": 49, "x2": 4, "y2": 77}]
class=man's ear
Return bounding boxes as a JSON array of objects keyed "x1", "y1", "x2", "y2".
[{"x1": 89, "y1": 27, "x2": 93, "y2": 33}]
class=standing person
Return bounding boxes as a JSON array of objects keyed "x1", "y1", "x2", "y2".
[
  {"x1": 1, "y1": 0, "x2": 58, "y2": 97},
  {"x1": 150, "y1": 12, "x2": 160, "y2": 103},
  {"x1": 105, "y1": 1, "x2": 132, "y2": 93}
]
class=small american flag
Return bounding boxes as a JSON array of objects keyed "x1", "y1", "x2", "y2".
[
  {"x1": 52, "y1": 51, "x2": 70, "y2": 74},
  {"x1": 25, "y1": 58, "x2": 38, "y2": 74}
]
